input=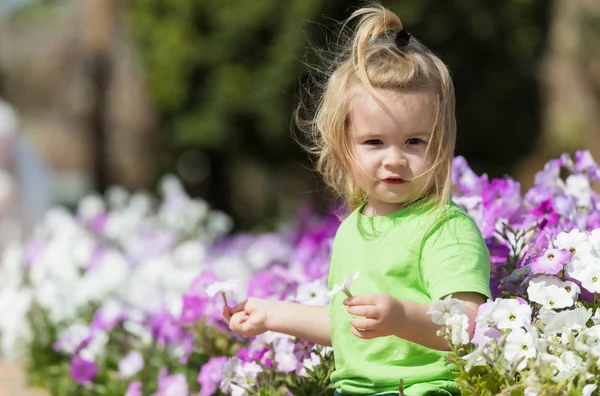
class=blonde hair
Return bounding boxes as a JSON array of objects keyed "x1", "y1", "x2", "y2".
[{"x1": 296, "y1": 3, "x2": 456, "y2": 212}]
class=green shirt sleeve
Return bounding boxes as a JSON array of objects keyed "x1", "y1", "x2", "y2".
[{"x1": 419, "y1": 211, "x2": 492, "y2": 301}]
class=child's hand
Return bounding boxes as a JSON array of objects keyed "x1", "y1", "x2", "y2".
[
  {"x1": 223, "y1": 297, "x2": 271, "y2": 337},
  {"x1": 344, "y1": 294, "x2": 403, "y2": 339}
]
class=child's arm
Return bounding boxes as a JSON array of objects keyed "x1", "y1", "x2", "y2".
[
  {"x1": 344, "y1": 291, "x2": 484, "y2": 351},
  {"x1": 224, "y1": 297, "x2": 332, "y2": 346}
]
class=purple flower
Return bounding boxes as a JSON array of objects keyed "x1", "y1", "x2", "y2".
[
  {"x1": 180, "y1": 295, "x2": 205, "y2": 324},
  {"x1": 530, "y1": 248, "x2": 571, "y2": 275},
  {"x1": 452, "y1": 156, "x2": 488, "y2": 195},
  {"x1": 70, "y1": 356, "x2": 98, "y2": 385},
  {"x1": 149, "y1": 310, "x2": 182, "y2": 345},
  {"x1": 247, "y1": 268, "x2": 294, "y2": 299},
  {"x1": 90, "y1": 212, "x2": 109, "y2": 233},
  {"x1": 91, "y1": 300, "x2": 126, "y2": 331},
  {"x1": 472, "y1": 300, "x2": 499, "y2": 346},
  {"x1": 575, "y1": 150, "x2": 598, "y2": 173},
  {"x1": 197, "y1": 356, "x2": 228, "y2": 396},
  {"x1": 125, "y1": 381, "x2": 143, "y2": 396},
  {"x1": 531, "y1": 199, "x2": 559, "y2": 229},
  {"x1": 156, "y1": 367, "x2": 188, "y2": 396},
  {"x1": 293, "y1": 340, "x2": 315, "y2": 361}
]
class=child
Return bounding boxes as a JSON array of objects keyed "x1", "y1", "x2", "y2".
[{"x1": 224, "y1": 4, "x2": 491, "y2": 396}]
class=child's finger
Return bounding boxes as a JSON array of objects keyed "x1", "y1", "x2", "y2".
[
  {"x1": 344, "y1": 294, "x2": 377, "y2": 306},
  {"x1": 222, "y1": 305, "x2": 232, "y2": 323},
  {"x1": 347, "y1": 305, "x2": 378, "y2": 318},
  {"x1": 350, "y1": 317, "x2": 378, "y2": 331},
  {"x1": 350, "y1": 326, "x2": 377, "y2": 339},
  {"x1": 229, "y1": 300, "x2": 248, "y2": 315},
  {"x1": 229, "y1": 311, "x2": 248, "y2": 332}
]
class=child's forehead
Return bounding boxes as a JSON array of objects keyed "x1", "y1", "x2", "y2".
[{"x1": 347, "y1": 83, "x2": 435, "y2": 131}]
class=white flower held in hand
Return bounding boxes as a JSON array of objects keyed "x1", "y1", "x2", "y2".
[
  {"x1": 206, "y1": 279, "x2": 242, "y2": 307},
  {"x1": 328, "y1": 272, "x2": 360, "y2": 298}
]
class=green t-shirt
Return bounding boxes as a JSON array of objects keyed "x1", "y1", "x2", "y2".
[{"x1": 328, "y1": 200, "x2": 491, "y2": 396}]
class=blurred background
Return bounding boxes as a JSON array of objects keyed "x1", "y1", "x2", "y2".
[{"x1": 0, "y1": 0, "x2": 599, "y2": 232}]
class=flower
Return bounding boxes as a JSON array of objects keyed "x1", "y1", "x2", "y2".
[
  {"x1": 125, "y1": 381, "x2": 142, "y2": 396},
  {"x1": 491, "y1": 298, "x2": 532, "y2": 330},
  {"x1": 197, "y1": 356, "x2": 228, "y2": 396},
  {"x1": 503, "y1": 328, "x2": 537, "y2": 370},
  {"x1": 527, "y1": 276, "x2": 578, "y2": 309},
  {"x1": 206, "y1": 279, "x2": 242, "y2": 306},
  {"x1": 70, "y1": 356, "x2": 98, "y2": 385},
  {"x1": 427, "y1": 295, "x2": 466, "y2": 325},
  {"x1": 328, "y1": 271, "x2": 359, "y2": 298},
  {"x1": 445, "y1": 314, "x2": 470, "y2": 346},
  {"x1": 529, "y1": 248, "x2": 571, "y2": 275},
  {"x1": 119, "y1": 351, "x2": 144, "y2": 379},
  {"x1": 156, "y1": 367, "x2": 189, "y2": 396}
]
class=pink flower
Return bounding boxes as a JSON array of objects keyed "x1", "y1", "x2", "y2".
[
  {"x1": 530, "y1": 248, "x2": 571, "y2": 275},
  {"x1": 70, "y1": 356, "x2": 97, "y2": 385}
]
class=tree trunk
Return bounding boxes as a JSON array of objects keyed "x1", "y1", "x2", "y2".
[
  {"x1": 519, "y1": 0, "x2": 600, "y2": 185},
  {"x1": 81, "y1": 0, "x2": 115, "y2": 193}
]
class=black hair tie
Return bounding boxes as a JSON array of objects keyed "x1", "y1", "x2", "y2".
[{"x1": 394, "y1": 29, "x2": 411, "y2": 47}]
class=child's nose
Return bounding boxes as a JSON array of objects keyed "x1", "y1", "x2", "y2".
[{"x1": 383, "y1": 149, "x2": 407, "y2": 168}]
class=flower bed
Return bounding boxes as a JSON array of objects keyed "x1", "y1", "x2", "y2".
[{"x1": 0, "y1": 152, "x2": 599, "y2": 395}]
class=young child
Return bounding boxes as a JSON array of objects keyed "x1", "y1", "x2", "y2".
[{"x1": 224, "y1": 4, "x2": 491, "y2": 396}]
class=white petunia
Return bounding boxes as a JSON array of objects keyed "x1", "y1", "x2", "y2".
[
  {"x1": 206, "y1": 279, "x2": 242, "y2": 306},
  {"x1": 592, "y1": 308, "x2": 600, "y2": 326},
  {"x1": 577, "y1": 264, "x2": 600, "y2": 293},
  {"x1": 445, "y1": 313, "x2": 470, "y2": 346},
  {"x1": 527, "y1": 276, "x2": 576, "y2": 309},
  {"x1": 461, "y1": 346, "x2": 489, "y2": 371},
  {"x1": 555, "y1": 229, "x2": 591, "y2": 257},
  {"x1": 538, "y1": 307, "x2": 592, "y2": 334},
  {"x1": 119, "y1": 351, "x2": 144, "y2": 378},
  {"x1": 565, "y1": 174, "x2": 592, "y2": 208},
  {"x1": 427, "y1": 295, "x2": 466, "y2": 325},
  {"x1": 328, "y1": 272, "x2": 359, "y2": 298},
  {"x1": 295, "y1": 279, "x2": 329, "y2": 306},
  {"x1": 491, "y1": 299, "x2": 532, "y2": 330},
  {"x1": 583, "y1": 384, "x2": 597, "y2": 396},
  {"x1": 504, "y1": 328, "x2": 537, "y2": 370}
]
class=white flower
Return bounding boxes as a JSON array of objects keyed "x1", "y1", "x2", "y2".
[
  {"x1": 445, "y1": 314, "x2": 470, "y2": 346},
  {"x1": 538, "y1": 307, "x2": 592, "y2": 334},
  {"x1": 555, "y1": 229, "x2": 590, "y2": 256},
  {"x1": 119, "y1": 351, "x2": 144, "y2": 378},
  {"x1": 79, "y1": 330, "x2": 109, "y2": 362},
  {"x1": 504, "y1": 328, "x2": 537, "y2": 370},
  {"x1": 206, "y1": 279, "x2": 242, "y2": 297},
  {"x1": 428, "y1": 295, "x2": 466, "y2": 325},
  {"x1": 592, "y1": 308, "x2": 600, "y2": 326},
  {"x1": 583, "y1": 384, "x2": 597, "y2": 396},
  {"x1": 461, "y1": 346, "x2": 489, "y2": 371},
  {"x1": 491, "y1": 299, "x2": 532, "y2": 330},
  {"x1": 241, "y1": 361, "x2": 263, "y2": 382},
  {"x1": 527, "y1": 276, "x2": 576, "y2": 309},
  {"x1": 328, "y1": 271, "x2": 359, "y2": 298},
  {"x1": 295, "y1": 279, "x2": 329, "y2": 306},
  {"x1": 77, "y1": 194, "x2": 106, "y2": 222},
  {"x1": 524, "y1": 387, "x2": 540, "y2": 396},
  {"x1": 565, "y1": 174, "x2": 592, "y2": 208},
  {"x1": 577, "y1": 263, "x2": 600, "y2": 293}
]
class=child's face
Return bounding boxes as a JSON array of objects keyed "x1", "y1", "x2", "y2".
[{"x1": 348, "y1": 83, "x2": 434, "y2": 216}]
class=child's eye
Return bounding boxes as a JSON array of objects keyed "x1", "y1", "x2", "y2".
[
  {"x1": 406, "y1": 138, "x2": 426, "y2": 145},
  {"x1": 363, "y1": 139, "x2": 383, "y2": 145}
]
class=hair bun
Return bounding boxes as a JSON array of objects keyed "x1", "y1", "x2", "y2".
[{"x1": 394, "y1": 29, "x2": 411, "y2": 47}]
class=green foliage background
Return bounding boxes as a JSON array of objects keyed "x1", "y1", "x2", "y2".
[{"x1": 126, "y1": 0, "x2": 550, "y2": 229}]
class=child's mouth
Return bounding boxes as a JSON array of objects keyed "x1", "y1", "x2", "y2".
[{"x1": 382, "y1": 178, "x2": 406, "y2": 185}]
